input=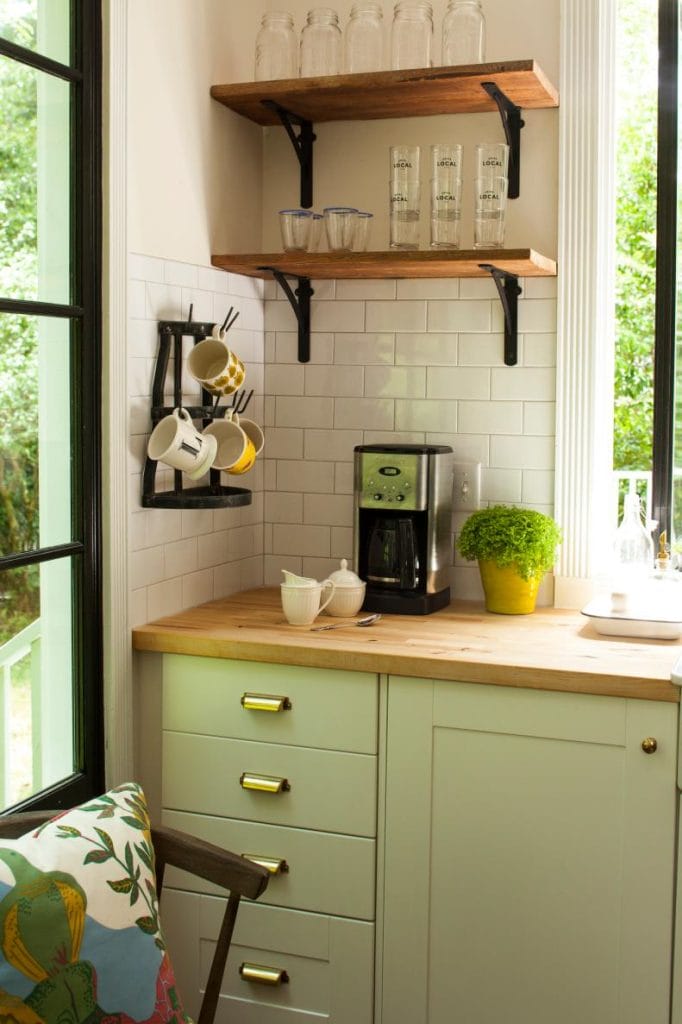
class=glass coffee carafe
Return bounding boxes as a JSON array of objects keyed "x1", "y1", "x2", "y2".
[{"x1": 366, "y1": 517, "x2": 420, "y2": 590}]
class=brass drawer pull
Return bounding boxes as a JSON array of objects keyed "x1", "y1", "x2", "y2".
[
  {"x1": 242, "y1": 854, "x2": 290, "y2": 875},
  {"x1": 240, "y1": 772, "x2": 290, "y2": 794},
  {"x1": 240, "y1": 962, "x2": 290, "y2": 986},
  {"x1": 641, "y1": 736, "x2": 658, "y2": 754},
  {"x1": 241, "y1": 692, "x2": 292, "y2": 713}
]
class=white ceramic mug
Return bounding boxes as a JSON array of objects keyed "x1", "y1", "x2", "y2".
[
  {"x1": 281, "y1": 580, "x2": 336, "y2": 625},
  {"x1": 147, "y1": 408, "x2": 217, "y2": 479}
]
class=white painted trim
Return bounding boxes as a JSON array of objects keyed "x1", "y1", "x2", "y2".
[
  {"x1": 102, "y1": 0, "x2": 132, "y2": 783},
  {"x1": 554, "y1": 0, "x2": 617, "y2": 609}
]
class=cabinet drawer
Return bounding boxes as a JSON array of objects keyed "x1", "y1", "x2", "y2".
[
  {"x1": 163, "y1": 732, "x2": 377, "y2": 837},
  {"x1": 162, "y1": 809, "x2": 376, "y2": 920},
  {"x1": 163, "y1": 655, "x2": 378, "y2": 754},
  {"x1": 160, "y1": 890, "x2": 374, "y2": 1024}
]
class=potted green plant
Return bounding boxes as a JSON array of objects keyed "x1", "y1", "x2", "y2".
[{"x1": 457, "y1": 505, "x2": 562, "y2": 614}]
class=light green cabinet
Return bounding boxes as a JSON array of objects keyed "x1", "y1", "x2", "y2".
[
  {"x1": 381, "y1": 677, "x2": 678, "y2": 1024},
  {"x1": 159, "y1": 655, "x2": 379, "y2": 1024}
]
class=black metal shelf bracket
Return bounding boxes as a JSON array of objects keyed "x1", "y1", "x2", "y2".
[
  {"x1": 479, "y1": 264, "x2": 522, "y2": 366},
  {"x1": 480, "y1": 82, "x2": 525, "y2": 199},
  {"x1": 265, "y1": 268, "x2": 314, "y2": 363},
  {"x1": 261, "y1": 100, "x2": 316, "y2": 209}
]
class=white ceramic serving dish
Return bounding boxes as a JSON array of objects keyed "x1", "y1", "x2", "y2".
[{"x1": 581, "y1": 597, "x2": 682, "y2": 640}]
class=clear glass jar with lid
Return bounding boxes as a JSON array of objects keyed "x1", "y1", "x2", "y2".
[
  {"x1": 300, "y1": 7, "x2": 342, "y2": 78},
  {"x1": 442, "y1": 0, "x2": 485, "y2": 66},
  {"x1": 391, "y1": 0, "x2": 433, "y2": 71},
  {"x1": 254, "y1": 11, "x2": 297, "y2": 81},
  {"x1": 343, "y1": 2, "x2": 384, "y2": 74}
]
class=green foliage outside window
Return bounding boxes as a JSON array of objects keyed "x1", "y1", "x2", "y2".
[{"x1": 0, "y1": 9, "x2": 40, "y2": 642}]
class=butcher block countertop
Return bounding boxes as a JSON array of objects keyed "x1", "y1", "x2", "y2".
[{"x1": 131, "y1": 587, "x2": 682, "y2": 703}]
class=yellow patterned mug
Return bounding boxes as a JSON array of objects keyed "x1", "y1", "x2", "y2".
[
  {"x1": 203, "y1": 414, "x2": 256, "y2": 475},
  {"x1": 187, "y1": 331, "x2": 245, "y2": 396}
]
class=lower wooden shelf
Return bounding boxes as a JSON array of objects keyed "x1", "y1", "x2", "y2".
[{"x1": 211, "y1": 248, "x2": 557, "y2": 280}]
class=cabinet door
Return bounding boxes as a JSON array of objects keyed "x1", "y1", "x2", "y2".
[{"x1": 382, "y1": 677, "x2": 677, "y2": 1024}]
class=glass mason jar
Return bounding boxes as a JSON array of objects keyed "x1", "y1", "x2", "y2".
[
  {"x1": 343, "y1": 2, "x2": 384, "y2": 74},
  {"x1": 254, "y1": 11, "x2": 297, "y2": 81},
  {"x1": 391, "y1": 0, "x2": 433, "y2": 71},
  {"x1": 442, "y1": 0, "x2": 485, "y2": 66},
  {"x1": 300, "y1": 8, "x2": 342, "y2": 78}
]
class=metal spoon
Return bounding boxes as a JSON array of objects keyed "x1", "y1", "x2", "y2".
[{"x1": 311, "y1": 613, "x2": 382, "y2": 632}]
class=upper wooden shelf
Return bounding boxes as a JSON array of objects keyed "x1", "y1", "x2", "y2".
[
  {"x1": 211, "y1": 249, "x2": 557, "y2": 280},
  {"x1": 210, "y1": 60, "x2": 559, "y2": 126}
]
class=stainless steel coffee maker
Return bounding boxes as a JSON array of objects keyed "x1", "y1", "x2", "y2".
[{"x1": 353, "y1": 444, "x2": 454, "y2": 615}]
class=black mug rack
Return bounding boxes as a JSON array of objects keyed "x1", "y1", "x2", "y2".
[{"x1": 142, "y1": 312, "x2": 254, "y2": 509}]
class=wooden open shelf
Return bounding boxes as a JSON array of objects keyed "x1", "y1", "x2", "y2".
[
  {"x1": 211, "y1": 60, "x2": 559, "y2": 125},
  {"x1": 211, "y1": 249, "x2": 557, "y2": 281}
]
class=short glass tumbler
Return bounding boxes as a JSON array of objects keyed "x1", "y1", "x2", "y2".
[
  {"x1": 344, "y1": 1, "x2": 384, "y2": 73},
  {"x1": 353, "y1": 211, "x2": 374, "y2": 251},
  {"x1": 255, "y1": 11, "x2": 298, "y2": 81},
  {"x1": 473, "y1": 176, "x2": 508, "y2": 249},
  {"x1": 391, "y1": 0, "x2": 433, "y2": 70},
  {"x1": 279, "y1": 208, "x2": 314, "y2": 251},
  {"x1": 390, "y1": 180, "x2": 420, "y2": 249},
  {"x1": 300, "y1": 7, "x2": 342, "y2": 77},
  {"x1": 324, "y1": 206, "x2": 358, "y2": 251}
]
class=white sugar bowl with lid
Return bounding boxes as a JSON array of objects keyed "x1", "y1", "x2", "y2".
[{"x1": 323, "y1": 559, "x2": 366, "y2": 617}]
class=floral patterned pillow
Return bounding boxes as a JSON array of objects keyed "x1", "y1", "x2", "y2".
[{"x1": 0, "y1": 782, "x2": 192, "y2": 1023}]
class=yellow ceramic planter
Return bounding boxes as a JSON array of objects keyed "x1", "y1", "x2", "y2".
[{"x1": 478, "y1": 560, "x2": 542, "y2": 615}]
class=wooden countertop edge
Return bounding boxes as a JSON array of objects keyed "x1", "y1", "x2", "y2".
[{"x1": 132, "y1": 628, "x2": 680, "y2": 703}]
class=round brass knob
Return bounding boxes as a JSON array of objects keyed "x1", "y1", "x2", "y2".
[{"x1": 641, "y1": 737, "x2": 658, "y2": 754}]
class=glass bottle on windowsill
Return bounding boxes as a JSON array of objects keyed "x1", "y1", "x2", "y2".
[{"x1": 611, "y1": 487, "x2": 654, "y2": 606}]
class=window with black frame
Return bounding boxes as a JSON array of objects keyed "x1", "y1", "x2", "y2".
[{"x1": 0, "y1": 0, "x2": 103, "y2": 810}]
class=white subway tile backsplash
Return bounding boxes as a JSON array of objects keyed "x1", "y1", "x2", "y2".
[
  {"x1": 265, "y1": 491, "x2": 304, "y2": 523},
  {"x1": 275, "y1": 331, "x2": 334, "y2": 364},
  {"x1": 457, "y1": 334, "x2": 506, "y2": 367},
  {"x1": 305, "y1": 365, "x2": 364, "y2": 397},
  {"x1": 490, "y1": 434, "x2": 555, "y2": 470},
  {"x1": 310, "y1": 279, "x2": 336, "y2": 301},
  {"x1": 523, "y1": 333, "x2": 557, "y2": 367},
  {"x1": 331, "y1": 526, "x2": 354, "y2": 559},
  {"x1": 304, "y1": 493, "x2": 353, "y2": 527},
  {"x1": 305, "y1": 429, "x2": 364, "y2": 461},
  {"x1": 426, "y1": 366, "x2": 490, "y2": 400},
  {"x1": 182, "y1": 569, "x2": 215, "y2": 609},
  {"x1": 212, "y1": 560, "x2": 242, "y2": 598},
  {"x1": 522, "y1": 469, "x2": 555, "y2": 504},
  {"x1": 427, "y1": 300, "x2": 491, "y2": 333},
  {"x1": 365, "y1": 366, "x2": 426, "y2": 399},
  {"x1": 426, "y1": 433, "x2": 489, "y2": 464},
  {"x1": 396, "y1": 399, "x2": 457, "y2": 433},
  {"x1": 335, "y1": 333, "x2": 395, "y2": 365},
  {"x1": 129, "y1": 253, "x2": 166, "y2": 283},
  {"x1": 276, "y1": 460, "x2": 335, "y2": 493},
  {"x1": 266, "y1": 301, "x2": 297, "y2": 332},
  {"x1": 197, "y1": 266, "x2": 230, "y2": 294},
  {"x1": 264, "y1": 427, "x2": 304, "y2": 459},
  {"x1": 396, "y1": 278, "x2": 460, "y2": 300},
  {"x1": 181, "y1": 508, "x2": 215, "y2": 538},
  {"x1": 364, "y1": 430, "x2": 425, "y2": 445},
  {"x1": 276, "y1": 396, "x2": 334, "y2": 428},
  {"x1": 490, "y1": 367, "x2": 555, "y2": 402},
  {"x1": 147, "y1": 577, "x2": 183, "y2": 621},
  {"x1": 334, "y1": 398, "x2": 394, "y2": 431},
  {"x1": 146, "y1": 281, "x2": 182, "y2": 320},
  {"x1": 395, "y1": 333, "x2": 458, "y2": 366},
  {"x1": 481, "y1": 467, "x2": 523, "y2": 503},
  {"x1": 165, "y1": 260, "x2": 198, "y2": 288},
  {"x1": 336, "y1": 279, "x2": 396, "y2": 300},
  {"x1": 165, "y1": 537, "x2": 199, "y2": 577},
  {"x1": 458, "y1": 401, "x2": 523, "y2": 435},
  {"x1": 312, "y1": 301, "x2": 365, "y2": 332},
  {"x1": 523, "y1": 277, "x2": 558, "y2": 299},
  {"x1": 458, "y1": 278, "x2": 499, "y2": 300},
  {"x1": 518, "y1": 298, "x2": 557, "y2": 333},
  {"x1": 272, "y1": 523, "x2": 330, "y2": 557},
  {"x1": 128, "y1": 280, "x2": 147, "y2": 319},
  {"x1": 128, "y1": 318, "x2": 159, "y2": 359},
  {"x1": 524, "y1": 402, "x2": 556, "y2": 435},
  {"x1": 265, "y1": 363, "x2": 305, "y2": 396},
  {"x1": 366, "y1": 300, "x2": 426, "y2": 333}
]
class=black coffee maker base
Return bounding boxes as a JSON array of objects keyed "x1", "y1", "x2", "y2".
[{"x1": 362, "y1": 587, "x2": 451, "y2": 616}]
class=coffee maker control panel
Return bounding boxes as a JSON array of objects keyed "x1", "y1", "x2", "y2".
[{"x1": 356, "y1": 451, "x2": 428, "y2": 510}]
